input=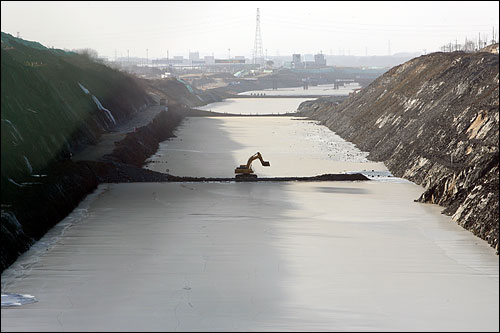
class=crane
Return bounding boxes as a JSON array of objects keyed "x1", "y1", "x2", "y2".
[{"x1": 234, "y1": 152, "x2": 270, "y2": 179}]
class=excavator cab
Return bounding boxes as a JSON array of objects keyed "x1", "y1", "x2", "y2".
[{"x1": 235, "y1": 152, "x2": 270, "y2": 179}]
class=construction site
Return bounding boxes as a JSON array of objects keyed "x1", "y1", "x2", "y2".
[{"x1": 1, "y1": 2, "x2": 499, "y2": 332}]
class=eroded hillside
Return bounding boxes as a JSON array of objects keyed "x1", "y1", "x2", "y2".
[{"x1": 299, "y1": 51, "x2": 499, "y2": 251}]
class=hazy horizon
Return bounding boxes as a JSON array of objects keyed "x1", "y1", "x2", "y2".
[{"x1": 1, "y1": 1, "x2": 499, "y2": 60}]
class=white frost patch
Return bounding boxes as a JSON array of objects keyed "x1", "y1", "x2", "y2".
[
  {"x1": 476, "y1": 86, "x2": 485, "y2": 96},
  {"x1": 475, "y1": 118, "x2": 494, "y2": 140},
  {"x1": 8, "y1": 178, "x2": 25, "y2": 187},
  {"x1": 92, "y1": 95, "x2": 116, "y2": 125},
  {"x1": 417, "y1": 156, "x2": 429, "y2": 168},
  {"x1": 416, "y1": 82, "x2": 428, "y2": 96},
  {"x1": 2, "y1": 119, "x2": 24, "y2": 143},
  {"x1": 348, "y1": 170, "x2": 412, "y2": 183},
  {"x1": 377, "y1": 89, "x2": 387, "y2": 100},
  {"x1": 455, "y1": 83, "x2": 468, "y2": 96},
  {"x1": 417, "y1": 125, "x2": 424, "y2": 138},
  {"x1": 403, "y1": 156, "x2": 429, "y2": 179},
  {"x1": 23, "y1": 156, "x2": 33, "y2": 174},
  {"x1": 1, "y1": 293, "x2": 37, "y2": 307},
  {"x1": 404, "y1": 98, "x2": 419, "y2": 111},
  {"x1": 78, "y1": 82, "x2": 89, "y2": 95},
  {"x1": 375, "y1": 114, "x2": 394, "y2": 128}
]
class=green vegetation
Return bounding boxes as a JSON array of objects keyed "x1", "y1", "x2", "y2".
[{"x1": 1, "y1": 32, "x2": 150, "y2": 194}]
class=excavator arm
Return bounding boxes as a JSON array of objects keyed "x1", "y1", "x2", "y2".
[
  {"x1": 245, "y1": 152, "x2": 270, "y2": 168},
  {"x1": 235, "y1": 152, "x2": 270, "y2": 177}
]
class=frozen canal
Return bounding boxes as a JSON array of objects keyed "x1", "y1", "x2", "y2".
[{"x1": 1, "y1": 99, "x2": 498, "y2": 331}]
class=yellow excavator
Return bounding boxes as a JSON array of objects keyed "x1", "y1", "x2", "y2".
[{"x1": 235, "y1": 152, "x2": 270, "y2": 179}]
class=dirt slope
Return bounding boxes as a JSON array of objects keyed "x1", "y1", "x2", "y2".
[{"x1": 298, "y1": 51, "x2": 499, "y2": 251}]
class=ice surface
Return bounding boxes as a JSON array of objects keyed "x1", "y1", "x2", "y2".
[
  {"x1": 92, "y1": 95, "x2": 116, "y2": 125},
  {"x1": 77, "y1": 82, "x2": 89, "y2": 94},
  {"x1": 23, "y1": 156, "x2": 33, "y2": 174},
  {"x1": 1, "y1": 293, "x2": 37, "y2": 307},
  {"x1": 2, "y1": 100, "x2": 498, "y2": 331},
  {"x1": 1, "y1": 182, "x2": 497, "y2": 331},
  {"x1": 145, "y1": 116, "x2": 386, "y2": 178}
]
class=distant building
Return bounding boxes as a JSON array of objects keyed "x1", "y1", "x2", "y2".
[
  {"x1": 234, "y1": 56, "x2": 246, "y2": 63},
  {"x1": 303, "y1": 61, "x2": 316, "y2": 68},
  {"x1": 314, "y1": 53, "x2": 326, "y2": 67},
  {"x1": 204, "y1": 56, "x2": 215, "y2": 65},
  {"x1": 292, "y1": 54, "x2": 302, "y2": 69},
  {"x1": 189, "y1": 52, "x2": 199, "y2": 63},
  {"x1": 303, "y1": 54, "x2": 314, "y2": 62},
  {"x1": 152, "y1": 58, "x2": 182, "y2": 65},
  {"x1": 215, "y1": 59, "x2": 245, "y2": 64}
]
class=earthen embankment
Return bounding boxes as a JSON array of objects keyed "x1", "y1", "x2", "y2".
[{"x1": 298, "y1": 51, "x2": 499, "y2": 251}]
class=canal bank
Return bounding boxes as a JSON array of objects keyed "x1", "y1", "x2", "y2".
[{"x1": 2, "y1": 95, "x2": 498, "y2": 330}]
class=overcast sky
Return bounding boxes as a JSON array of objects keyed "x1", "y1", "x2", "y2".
[{"x1": 1, "y1": 1, "x2": 498, "y2": 59}]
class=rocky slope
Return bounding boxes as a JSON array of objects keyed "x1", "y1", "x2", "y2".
[{"x1": 298, "y1": 50, "x2": 499, "y2": 251}]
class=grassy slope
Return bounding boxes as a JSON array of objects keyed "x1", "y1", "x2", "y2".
[
  {"x1": 1, "y1": 32, "x2": 151, "y2": 193},
  {"x1": 1, "y1": 32, "x2": 153, "y2": 270}
]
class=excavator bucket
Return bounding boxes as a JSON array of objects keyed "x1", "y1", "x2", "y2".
[{"x1": 262, "y1": 161, "x2": 270, "y2": 166}]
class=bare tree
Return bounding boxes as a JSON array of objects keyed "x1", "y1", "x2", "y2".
[{"x1": 74, "y1": 48, "x2": 99, "y2": 60}]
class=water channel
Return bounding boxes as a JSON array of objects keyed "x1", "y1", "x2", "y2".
[{"x1": 1, "y1": 88, "x2": 498, "y2": 331}]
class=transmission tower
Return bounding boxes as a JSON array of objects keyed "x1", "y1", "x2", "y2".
[{"x1": 253, "y1": 8, "x2": 264, "y2": 66}]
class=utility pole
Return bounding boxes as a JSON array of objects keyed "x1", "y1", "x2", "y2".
[
  {"x1": 16, "y1": 31, "x2": 20, "y2": 38},
  {"x1": 228, "y1": 48, "x2": 231, "y2": 59}
]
